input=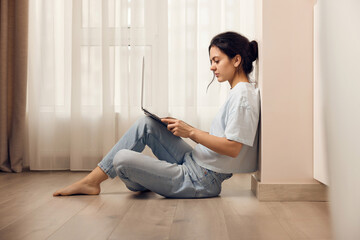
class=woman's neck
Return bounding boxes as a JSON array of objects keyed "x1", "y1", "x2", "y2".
[{"x1": 229, "y1": 71, "x2": 249, "y2": 89}]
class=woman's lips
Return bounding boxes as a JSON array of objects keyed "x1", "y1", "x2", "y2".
[{"x1": 215, "y1": 73, "x2": 219, "y2": 77}]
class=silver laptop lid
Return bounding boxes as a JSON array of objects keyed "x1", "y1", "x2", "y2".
[
  {"x1": 141, "y1": 56, "x2": 145, "y2": 110},
  {"x1": 139, "y1": 56, "x2": 167, "y2": 126}
]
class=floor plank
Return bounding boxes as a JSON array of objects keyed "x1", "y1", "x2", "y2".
[
  {"x1": 266, "y1": 202, "x2": 333, "y2": 239},
  {"x1": 220, "y1": 195, "x2": 292, "y2": 240},
  {"x1": 0, "y1": 195, "x2": 95, "y2": 240},
  {"x1": 0, "y1": 172, "x2": 86, "y2": 230},
  {"x1": 169, "y1": 198, "x2": 229, "y2": 240},
  {"x1": 108, "y1": 194, "x2": 178, "y2": 240},
  {"x1": 48, "y1": 196, "x2": 134, "y2": 240}
]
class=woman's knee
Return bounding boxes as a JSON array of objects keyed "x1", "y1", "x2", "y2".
[
  {"x1": 134, "y1": 116, "x2": 158, "y2": 132},
  {"x1": 113, "y1": 149, "x2": 134, "y2": 169}
]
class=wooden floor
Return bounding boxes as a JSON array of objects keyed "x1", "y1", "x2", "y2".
[{"x1": 0, "y1": 171, "x2": 333, "y2": 240}]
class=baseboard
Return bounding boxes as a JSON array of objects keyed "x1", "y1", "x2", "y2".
[{"x1": 251, "y1": 174, "x2": 328, "y2": 201}]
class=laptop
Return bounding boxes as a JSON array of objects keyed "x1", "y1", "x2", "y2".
[{"x1": 141, "y1": 57, "x2": 167, "y2": 126}]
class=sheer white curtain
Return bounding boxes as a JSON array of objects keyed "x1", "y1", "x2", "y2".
[{"x1": 26, "y1": 0, "x2": 255, "y2": 170}]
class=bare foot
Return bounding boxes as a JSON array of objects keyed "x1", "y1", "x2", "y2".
[
  {"x1": 53, "y1": 166, "x2": 108, "y2": 196},
  {"x1": 53, "y1": 180, "x2": 100, "y2": 196}
]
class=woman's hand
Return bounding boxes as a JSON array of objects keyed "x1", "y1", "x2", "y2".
[{"x1": 161, "y1": 118, "x2": 194, "y2": 138}]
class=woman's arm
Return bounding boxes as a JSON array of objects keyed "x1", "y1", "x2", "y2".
[{"x1": 161, "y1": 118, "x2": 242, "y2": 158}]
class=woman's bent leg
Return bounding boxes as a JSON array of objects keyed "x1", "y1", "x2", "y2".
[
  {"x1": 113, "y1": 150, "x2": 197, "y2": 198},
  {"x1": 113, "y1": 150, "x2": 224, "y2": 198},
  {"x1": 53, "y1": 116, "x2": 192, "y2": 196},
  {"x1": 98, "y1": 116, "x2": 192, "y2": 179}
]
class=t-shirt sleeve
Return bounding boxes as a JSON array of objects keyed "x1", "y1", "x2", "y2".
[{"x1": 224, "y1": 100, "x2": 259, "y2": 147}]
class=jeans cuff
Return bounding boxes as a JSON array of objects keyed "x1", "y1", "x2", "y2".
[{"x1": 97, "y1": 162, "x2": 117, "y2": 179}]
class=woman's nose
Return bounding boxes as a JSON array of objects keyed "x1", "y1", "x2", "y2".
[{"x1": 210, "y1": 64, "x2": 216, "y2": 71}]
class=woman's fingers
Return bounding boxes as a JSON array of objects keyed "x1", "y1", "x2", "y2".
[
  {"x1": 161, "y1": 118, "x2": 176, "y2": 126},
  {"x1": 161, "y1": 117, "x2": 177, "y2": 122},
  {"x1": 162, "y1": 118, "x2": 178, "y2": 131},
  {"x1": 167, "y1": 123, "x2": 177, "y2": 132}
]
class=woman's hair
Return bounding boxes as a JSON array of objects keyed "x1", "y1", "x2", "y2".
[{"x1": 207, "y1": 31, "x2": 258, "y2": 91}]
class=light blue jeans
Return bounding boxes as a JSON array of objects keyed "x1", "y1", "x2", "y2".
[{"x1": 98, "y1": 116, "x2": 232, "y2": 198}]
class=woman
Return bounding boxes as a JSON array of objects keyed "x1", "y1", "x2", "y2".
[{"x1": 53, "y1": 31, "x2": 260, "y2": 198}]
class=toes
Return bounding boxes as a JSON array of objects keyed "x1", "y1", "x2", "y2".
[{"x1": 53, "y1": 190, "x2": 63, "y2": 196}]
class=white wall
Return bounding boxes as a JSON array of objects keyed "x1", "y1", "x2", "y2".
[
  {"x1": 313, "y1": 1, "x2": 329, "y2": 185},
  {"x1": 316, "y1": 0, "x2": 360, "y2": 238}
]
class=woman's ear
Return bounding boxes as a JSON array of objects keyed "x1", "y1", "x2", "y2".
[{"x1": 233, "y1": 54, "x2": 241, "y2": 68}]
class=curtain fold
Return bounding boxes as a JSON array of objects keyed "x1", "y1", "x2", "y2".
[
  {"x1": 0, "y1": 0, "x2": 29, "y2": 172},
  {"x1": 26, "y1": 0, "x2": 255, "y2": 171}
]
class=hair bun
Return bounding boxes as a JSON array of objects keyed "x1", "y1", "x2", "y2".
[{"x1": 249, "y1": 40, "x2": 258, "y2": 62}]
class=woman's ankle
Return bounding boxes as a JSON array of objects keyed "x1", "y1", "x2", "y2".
[{"x1": 83, "y1": 166, "x2": 109, "y2": 185}]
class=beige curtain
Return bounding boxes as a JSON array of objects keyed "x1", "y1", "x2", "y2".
[{"x1": 0, "y1": 0, "x2": 29, "y2": 172}]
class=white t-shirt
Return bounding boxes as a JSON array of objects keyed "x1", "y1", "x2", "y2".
[{"x1": 192, "y1": 82, "x2": 260, "y2": 174}]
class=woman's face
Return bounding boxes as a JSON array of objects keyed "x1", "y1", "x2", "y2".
[{"x1": 209, "y1": 46, "x2": 238, "y2": 83}]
